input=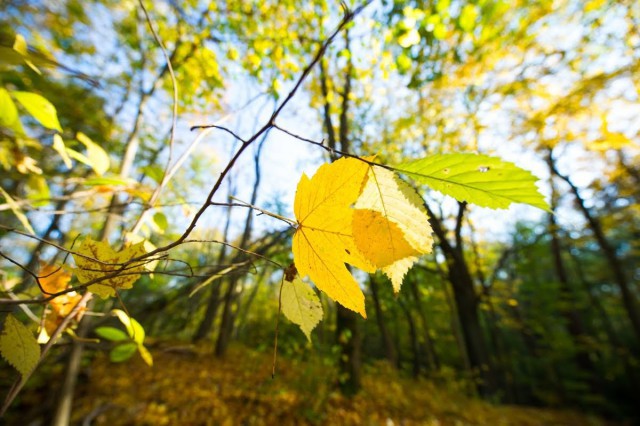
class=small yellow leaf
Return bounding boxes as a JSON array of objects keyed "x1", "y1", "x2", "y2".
[
  {"x1": 0, "y1": 314, "x2": 40, "y2": 378},
  {"x1": 281, "y1": 270, "x2": 323, "y2": 341},
  {"x1": 52, "y1": 134, "x2": 72, "y2": 169},
  {"x1": 76, "y1": 132, "x2": 110, "y2": 176},
  {"x1": 138, "y1": 344, "x2": 153, "y2": 367},
  {"x1": 354, "y1": 165, "x2": 433, "y2": 291},
  {"x1": 352, "y1": 210, "x2": 418, "y2": 267},
  {"x1": 73, "y1": 237, "x2": 147, "y2": 299}
]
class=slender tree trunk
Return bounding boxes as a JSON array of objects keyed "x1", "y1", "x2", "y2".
[
  {"x1": 213, "y1": 136, "x2": 267, "y2": 356},
  {"x1": 336, "y1": 304, "x2": 362, "y2": 395},
  {"x1": 408, "y1": 276, "x2": 439, "y2": 371},
  {"x1": 193, "y1": 189, "x2": 234, "y2": 342},
  {"x1": 427, "y1": 203, "x2": 497, "y2": 396},
  {"x1": 369, "y1": 276, "x2": 398, "y2": 368},
  {"x1": 399, "y1": 299, "x2": 421, "y2": 377},
  {"x1": 546, "y1": 161, "x2": 600, "y2": 392},
  {"x1": 548, "y1": 149, "x2": 640, "y2": 345}
]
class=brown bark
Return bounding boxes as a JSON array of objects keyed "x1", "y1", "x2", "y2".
[{"x1": 426, "y1": 202, "x2": 497, "y2": 396}]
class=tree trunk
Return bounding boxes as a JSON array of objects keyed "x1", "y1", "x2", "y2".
[
  {"x1": 399, "y1": 299, "x2": 421, "y2": 377},
  {"x1": 408, "y1": 276, "x2": 439, "y2": 371},
  {"x1": 336, "y1": 304, "x2": 362, "y2": 396},
  {"x1": 548, "y1": 149, "x2": 640, "y2": 345},
  {"x1": 369, "y1": 276, "x2": 398, "y2": 368},
  {"x1": 427, "y1": 203, "x2": 497, "y2": 396}
]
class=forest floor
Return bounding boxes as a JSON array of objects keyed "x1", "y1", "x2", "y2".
[{"x1": 10, "y1": 342, "x2": 612, "y2": 425}]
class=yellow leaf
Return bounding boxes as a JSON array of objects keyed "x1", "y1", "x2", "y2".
[
  {"x1": 293, "y1": 157, "x2": 374, "y2": 317},
  {"x1": 354, "y1": 165, "x2": 433, "y2": 292},
  {"x1": 76, "y1": 132, "x2": 110, "y2": 176},
  {"x1": 0, "y1": 314, "x2": 40, "y2": 378},
  {"x1": 352, "y1": 209, "x2": 418, "y2": 267},
  {"x1": 72, "y1": 237, "x2": 147, "y2": 299},
  {"x1": 280, "y1": 269, "x2": 323, "y2": 341}
]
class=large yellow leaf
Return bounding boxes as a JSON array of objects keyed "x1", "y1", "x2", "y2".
[
  {"x1": 354, "y1": 165, "x2": 433, "y2": 292},
  {"x1": 72, "y1": 237, "x2": 147, "y2": 299},
  {"x1": 293, "y1": 157, "x2": 374, "y2": 317}
]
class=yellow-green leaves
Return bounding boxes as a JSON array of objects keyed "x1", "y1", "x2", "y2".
[
  {"x1": 292, "y1": 153, "x2": 545, "y2": 318},
  {"x1": 281, "y1": 271, "x2": 323, "y2": 341},
  {"x1": 396, "y1": 153, "x2": 549, "y2": 211},
  {"x1": 0, "y1": 314, "x2": 40, "y2": 378},
  {"x1": 11, "y1": 91, "x2": 62, "y2": 132},
  {"x1": 95, "y1": 309, "x2": 152, "y2": 366},
  {"x1": 73, "y1": 237, "x2": 147, "y2": 299},
  {"x1": 292, "y1": 157, "x2": 433, "y2": 317}
]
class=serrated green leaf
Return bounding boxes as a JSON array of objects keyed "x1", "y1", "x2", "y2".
[
  {"x1": 110, "y1": 342, "x2": 138, "y2": 363},
  {"x1": 12, "y1": 91, "x2": 62, "y2": 132},
  {"x1": 0, "y1": 314, "x2": 40, "y2": 378},
  {"x1": 396, "y1": 153, "x2": 549, "y2": 211},
  {"x1": 95, "y1": 326, "x2": 129, "y2": 342},
  {"x1": 76, "y1": 132, "x2": 110, "y2": 176},
  {"x1": 112, "y1": 309, "x2": 145, "y2": 344},
  {"x1": 281, "y1": 275, "x2": 323, "y2": 341}
]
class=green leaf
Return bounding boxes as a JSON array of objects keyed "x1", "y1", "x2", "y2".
[
  {"x1": 0, "y1": 88, "x2": 25, "y2": 134},
  {"x1": 0, "y1": 186, "x2": 36, "y2": 235},
  {"x1": 112, "y1": 309, "x2": 145, "y2": 345},
  {"x1": 395, "y1": 153, "x2": 549, "y2": 211},
  {"x1": 281, "y1": 274, "x2": 323, "y2": 341},
  {"x1": 153, "y1": 212, "x2": 168, "y2": 232},
  {"x1": 12, "y1": 91, "x2": 62, "y2": 132},
  {"x1": 76, "y1": 132, "x2": 110, "y2": 176},
  {"x1": 52, "y1": 134, "x2": 72, "y2": 169},
  {"x1": 109, "y1": 342, "x2": 138, "y2": 363},
  {"x1": 95, "y1": 326, "x2": 129, "y2": 342},
  {"x1": 0, "y1": 314, "x2": 40, "y2": 378}
]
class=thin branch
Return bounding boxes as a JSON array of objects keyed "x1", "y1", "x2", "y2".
[
  {"x1": 138, "y1": 2, "x2": 370, "y2": 262},
  {"x1": 190, "y1": 124, "x2": 247, "y2": 143}
]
